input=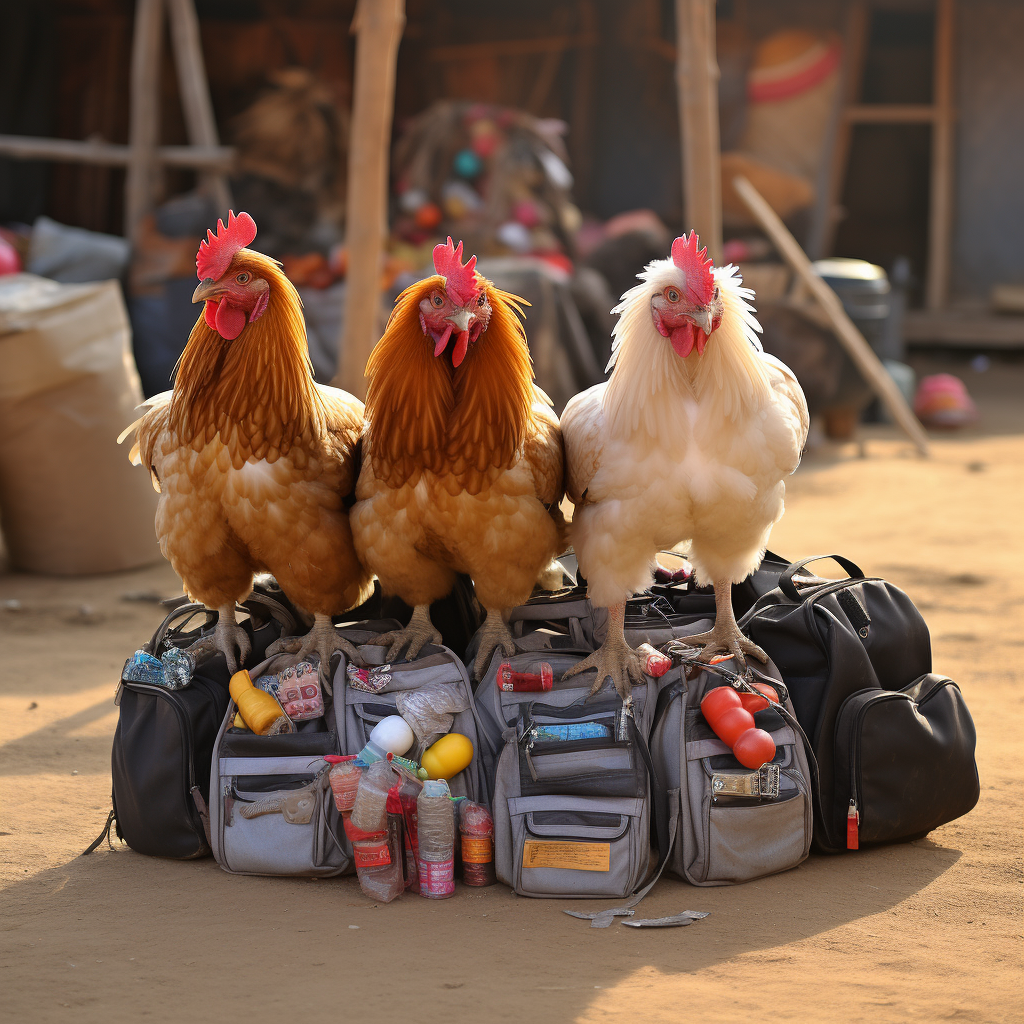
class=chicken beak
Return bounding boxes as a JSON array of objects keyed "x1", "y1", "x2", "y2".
[
  {"x1": 445, "y1": 307, "x2": 475, "y2": 333},
  {"x1": 689, "y1": 306, "x2": 713, "y2": 337},
  {"x1": 192, "y1": 277, "x2": 224, "y2": 304}
]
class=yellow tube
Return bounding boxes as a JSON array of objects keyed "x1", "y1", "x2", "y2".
[{"x1": 229, "y1": 670, "x2": 290, "y2": 736}]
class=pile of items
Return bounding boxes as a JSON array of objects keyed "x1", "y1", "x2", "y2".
[
  {"x1": 389, "y1": 100, "x2": 581, "y2": 275},
  {"x1": 104, "y1": 552, "x2": 980, "y2": 913}
]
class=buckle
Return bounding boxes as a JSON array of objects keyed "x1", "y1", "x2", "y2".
[{"x1": 711, "y1": 763, "x2": 780, "y2": 801}]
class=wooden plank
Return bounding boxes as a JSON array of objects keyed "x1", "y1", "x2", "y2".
[
  {"x1": 165, "y1": 0, "x2": 232, "y2": 214},
  {"x1": 904, "y1": 310, "x2": 1024, "y2": 348},
  {"x1": 845, "y1": 104, "x2": 939, "y2": 123},
  {"x1": 426, "y1": 33, "x2": 596, "y2": 62},
  {"x1": 817, "y1": 0, "x2": 869, "y2": 258},
  {"x1": 0, "y1": 134, "x2": 234, "y2": 169},
  {"x1": 125, "y1": 0, "x2": 165, "y2": 245},
  {"x1": 675, "y1": 0, "x2": 722, "y2": 263},
  {"x1": 733, "y1": 174, "x2": 930, "y2": 456},
  {"x1": 925, "y1": 0, "x2": 956, "y2": 310},
  {"x1": 335, "y1": 0, "x2": 406, "y2": 398}
]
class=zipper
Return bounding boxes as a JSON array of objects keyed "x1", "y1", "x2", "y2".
[{"x1": 836, "y1": 689, "x2": 908, "y2": 850}]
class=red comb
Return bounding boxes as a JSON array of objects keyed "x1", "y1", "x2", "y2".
[
  {"x1": 432, "y1": 237, "x2": 480, "y2": 307},
  {"x1": 671, "y1": 232, "x2": 715, "y2": 305},
  {"x1": 196, "y1": 210, "x2": 257, "y2": 281}
]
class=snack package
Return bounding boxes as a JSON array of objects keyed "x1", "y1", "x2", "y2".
[
  {"x1": 274, "y1": 661, "x2": 324, "y2": 720},
  {"x1": 346, "y1": 662, "x2": 394, "y2": 694}
]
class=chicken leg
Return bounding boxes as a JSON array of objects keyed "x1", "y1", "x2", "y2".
[
  {"x1": 472, "y1": 608, "x2": 517, "y2": 680},
  {"x1": 684, "y1": 580, "x2": 768, "y2": 666},
  {"x1": 561, "y1": 602, "x2": 644, "y2": 700},
  {"x1": 189, "y1": 603, "x2": 251, "y2": 675},
  {"x1": 377, "y1": 605, "x2": 443, "y2": 663},
  {"x1": 267, "y1": 613, "x2": 362, "y2": 670}
]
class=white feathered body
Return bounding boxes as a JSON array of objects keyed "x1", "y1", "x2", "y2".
[{"x1": 561, "y1": 262, "x2": 809, "y2": 607}]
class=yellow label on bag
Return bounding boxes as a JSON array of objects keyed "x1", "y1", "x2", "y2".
[{"x1": 522, "y1": 840, "x2": 610, "y2": 872}]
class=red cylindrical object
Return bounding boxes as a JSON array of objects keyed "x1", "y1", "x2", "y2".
[
  {"x1": 637, "y1": 643, "x2": 672, "y2": 678},
  {"x1": 497, "y1": 662, "x2": 553, "y2": 692},
  {"x1": 738, "y1": 682, "x2": 780, "y2": 714},
  {"x1": 733, "y1": 728, "x2": 777, "y2": 769},
  {"x1": 459, "y1": 801, "x2": 496, "y2": 886},
  {"x1": 701, "y1": 685, "x2": 777, "y2": 770}
]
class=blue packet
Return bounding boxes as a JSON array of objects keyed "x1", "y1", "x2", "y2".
[
  {"x1": 531, "y1": 722, "x2": 612, "y2": 743},
  {"x1": 123, "y1": 651, "x2": 165, "y2": 686}
]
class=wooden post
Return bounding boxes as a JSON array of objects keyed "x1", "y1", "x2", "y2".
[
  {"x1": 165, "y1": 0, "x2": 232, "y2": 215},
  {"x1": 925, "y1": 0, "x2": 955, "y2": 310},
  {"x1": 675, "y1": 0, "x2": 722, "y2": 263},
  {"x1": 335, "y1": 0, "x2": 406, "y2": 397},
  {"x1": 813, "y1": 0, "x2": 868, "y2": 258},
  {"x1": 733, "y1": 175, "x2": 929, "y2": 456},
  {"x1": 125, "y1": 0, "x2": 165, "y2": 244}
]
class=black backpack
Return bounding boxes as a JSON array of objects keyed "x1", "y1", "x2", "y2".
[
  {"x1": 739, "y1": 555, "x2": 979, "y2": 852},
  {"x1": 85, "y1": 591, "x2": 296, "y2": 860}
]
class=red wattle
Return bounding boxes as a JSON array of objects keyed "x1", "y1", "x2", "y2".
[
  {"x1": 451, "y1": 330, "x2": 470, "y2": 367},
  {"x1": 214, "y1": 298, "x2": 247, "y2": 340},
  {"x1": 670, "y1": 322, "x2": 696, "y2": 358},
  {"x1": 433, "y1": 323, "x2": 453, "y2": 356},
  {"x1": 204, "y1": 300, "x2": 218, "y2": 331}
]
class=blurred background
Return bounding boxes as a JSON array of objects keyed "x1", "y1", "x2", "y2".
[{"x1": 1, "y1": 0, "x2": 1022, "y2": 576}]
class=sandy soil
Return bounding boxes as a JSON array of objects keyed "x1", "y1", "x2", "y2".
[{"x1": 1, "y1": 354, "x2": 1021, "y2": 1024}]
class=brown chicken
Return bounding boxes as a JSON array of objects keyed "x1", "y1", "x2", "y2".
[
  {"x1": 121, "y1": 211, "x2": 373, "y2": 671},
  {"x1": 351, "y1": 238, "x2": 565, "y2": 677}
]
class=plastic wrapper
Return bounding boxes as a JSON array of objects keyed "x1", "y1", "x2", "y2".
[
  {"x1": 352, "y1": 819, "x2": 404, "y2": 903},
  {"x1": 350, "y1": 760, "x2": 396, "y2": 833},
  {"x1": 396, "y1": 684, "x2": 470, "y2": 749}
]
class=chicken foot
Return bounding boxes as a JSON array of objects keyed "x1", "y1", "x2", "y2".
[
  {"x1": 377, "y1": 605, "x2": 443, "y2": 663},
  {"x1": 472, "y1": 609, "x2": 518, "y2": 680},
  {"x1": 188, "y1": 603, "x2": 252, "y2": 675},
  {"x1": 267, "y1": 613, "x2": 362, "y2": 671},
  {"x1": 561, "y1": 602, "x2": 644, "y2": 700},
  {"x1": 684, "y1": 580, "x2": 768, "y2": 667}
]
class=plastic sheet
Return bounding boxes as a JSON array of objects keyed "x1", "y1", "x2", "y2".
[{"x1": 396, "y1": 684, "x2": 469, "y2": 749}]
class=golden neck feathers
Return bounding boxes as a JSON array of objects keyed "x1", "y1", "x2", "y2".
[{"x1": 364, "y1": 276, "x2": 535, "y2": 490}]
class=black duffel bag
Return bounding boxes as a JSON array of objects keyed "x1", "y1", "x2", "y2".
[
  {"x1": 85, "y1": 590, "x2": 296, "y2": 860},
  {"x1": 739, "y1": 555, "x2": 978, "y2": 852}
]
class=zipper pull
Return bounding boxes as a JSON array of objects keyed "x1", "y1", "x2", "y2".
[
  {"x1": 847, "y1": 798, "x2": 860, "y2": 850},
  {"x1": 224, "y1": 783, "x2": 235, "y2": 827}
]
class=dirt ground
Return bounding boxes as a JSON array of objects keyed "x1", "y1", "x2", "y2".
[{"x1": 1, "y1": 353, "x2": 1021, "y2": 1024}]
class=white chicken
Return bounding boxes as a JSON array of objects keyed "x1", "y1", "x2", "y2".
[{"x1": 560, "y1": 232, "x2": 809, "y2": 697}]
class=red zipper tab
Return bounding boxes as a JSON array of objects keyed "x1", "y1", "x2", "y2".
[{"x1": 847, "y1": 799, "x2": 860, "y2": 850}]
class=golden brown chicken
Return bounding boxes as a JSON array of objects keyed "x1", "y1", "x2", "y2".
[
  {"x1": 351, "y1": 238, "x2": 565, "y2": 677},
  {"x1": 121, "y1": 211, "x2": 373, "y2": 671}
]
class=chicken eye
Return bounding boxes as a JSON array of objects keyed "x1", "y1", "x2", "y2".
[
  {"x1": 714, "y1": 286, "x2": 720, "y2": 299},
  {"x1": 477, "y1": 293, "x2": 486, "y2": 307},
  {"x1": 665, "y1": 287, "x2": 680, "y2": 303},
  {"x1": 431, "y1": 293, "x2": 444, "y2": 308},
  {"x1": 236, "y1": 272, "x2": 250, "y2": 284}
]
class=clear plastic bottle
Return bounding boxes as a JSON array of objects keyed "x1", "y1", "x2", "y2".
[
  {"x1": 350, "y1": 760, "x2": 395, "y2": 833},
  {"x1": 417, "y1": 780, "x2": 455, "y2": 899},
  {"x1": 351, "y1": 814, "x2": 404, "y2": 903}
]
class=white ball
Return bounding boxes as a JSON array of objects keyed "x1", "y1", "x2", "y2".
[{"x1": 368, "y1": 715, "x2": 415, "y2": 756}]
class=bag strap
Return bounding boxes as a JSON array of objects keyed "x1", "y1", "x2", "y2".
[
  {"x1": 150, "y1": 602, "x2": 213, "y2": 654},
  {"x1": 81, "y1": 809, "x2": 118, "y2": 856},
  {"x1": 566, "y1": 713, "x2": 675, "y2": 926},
  {"x1": 778, "y1": 554, "x2": 865, "y2": 601}
]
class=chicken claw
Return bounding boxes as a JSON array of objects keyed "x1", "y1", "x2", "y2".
[
  {"x1": 472, "y1": 609, "x2": 517, "y2": 681},
  {"x1": 268, "y1": 613, "x2": 362, "y2": 671},
  {"x1": 561, "y1": 639, "x2": 644, "y2": 701},
  {"x1": 376, "y1": 605, "x2": 442, "y2": 663},
  {"x1": 195, "y1": 603, "x2": 251, "y2": 675},
  {"x1": 686, "y1": 625, "x2": 768, "y2": 668}
]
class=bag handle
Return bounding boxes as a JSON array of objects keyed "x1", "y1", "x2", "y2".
[{"x1": 778, "y1": 554, "x2": 865, "y2": 602}]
